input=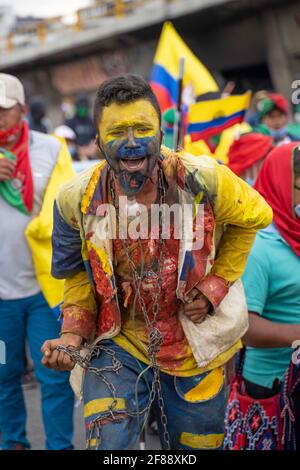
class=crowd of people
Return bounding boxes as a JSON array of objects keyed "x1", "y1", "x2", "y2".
[
  {"x1": 27, "y1": 91, "x2": 99, "y2": 164},
  {"x1": 0, "y1": 71, "x2": 299, "y2": 451}
]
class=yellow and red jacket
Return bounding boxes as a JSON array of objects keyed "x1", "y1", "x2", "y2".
[{"x1": 52, "y1": 147, "x2": 272, "y2": 374}]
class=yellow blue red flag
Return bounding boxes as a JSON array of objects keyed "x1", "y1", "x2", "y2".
[
  {"x1": 150, "y1": 22, "x2": 219, "y2": 112},
  {"x1": 187, "y1": 91, "x2": 252, "y2": 142}
]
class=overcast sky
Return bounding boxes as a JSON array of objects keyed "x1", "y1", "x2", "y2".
[{"x1": 0, "y1": 0, "x2": 91, "y2": 18}]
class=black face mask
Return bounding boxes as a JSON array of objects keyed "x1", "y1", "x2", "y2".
[{"x1": 99, "y1": 132, "x2": 161, "y2": 197}]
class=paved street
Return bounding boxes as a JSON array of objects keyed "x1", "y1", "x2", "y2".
[{"x1": 24, "y1": 382, "x2": 161, "y2": 450}]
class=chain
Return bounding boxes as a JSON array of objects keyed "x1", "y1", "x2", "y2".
[
  {"x1": 57, "y1": 163, "x2": 171, "y2": 450},
  {"x1": 110, "y1": 163, "x2": 171, "y2": 450},
  {"x1": 56, "y1": 342, "x2": 147, "y2": 449}
]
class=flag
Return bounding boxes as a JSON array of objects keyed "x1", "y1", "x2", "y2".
[
  {"x1": 187, "y1": 91, "x2": 252, "y2": 142},
  {"x1": 150, "y1": 22, "x2": 219, "y2": 112},
  {"x1": 25, "y1": 139, "x2": 75, "y2": 311}
]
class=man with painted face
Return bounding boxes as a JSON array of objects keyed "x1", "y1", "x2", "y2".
[
  {"x1": 98, "y1": 105, "x2": 160, "y2": 197},
  {"x1": 0, "y1": 74, "x2": 75, "y2": 450},
  {"x1": 43, "y1": 74, "x2": 272, "y2": 450}
]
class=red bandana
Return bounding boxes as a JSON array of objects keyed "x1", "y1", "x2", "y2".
[
  {"x1": 228, "y1": 133, "x2": 273, "y2": 176},
  {"x1": 11, "y1": 121, "x2": 34, "y2": 214},
  {"x1": 254, "y1": 142, "x2": 300, "y2": 256}
]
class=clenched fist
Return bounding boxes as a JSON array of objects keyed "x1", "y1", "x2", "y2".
[
  {"x1": 183, "y1": 288, "x2": 212, "y2": 324},
  {"x1": 41, "y1": 333, "x2": 83, "y2": 371}
]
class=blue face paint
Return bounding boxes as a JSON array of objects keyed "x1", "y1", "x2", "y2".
[
  {"x1": 100, "y1": 134, "x2": 161, "y2": 197},
  {"x1": 109, "y1": 136, "x2": 154, "y2": 159}
]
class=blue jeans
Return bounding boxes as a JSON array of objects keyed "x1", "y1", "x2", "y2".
[
  {"x1": 0, "y1": 292, "x2": 74, "y2": 450},
  {"x1": 83, "y1": 340, "x2": 226, "y2": 450}
]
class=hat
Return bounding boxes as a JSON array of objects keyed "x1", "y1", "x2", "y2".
[
  {"x1": 228, "y1": 132, "x2": 273, "y2": 176},
  {"x1": 54, "y1": 125, "x2": 76, "y2": 141},
  {"x1": 258, "y1": 93, "x2": 289, "y2": 120},
  {"x1": 0, "y1": 73, "x2": 25, "y2": 109}
]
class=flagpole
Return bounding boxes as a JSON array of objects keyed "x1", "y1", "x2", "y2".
[{"x1": 173, "y1": 57, "x2": 185, "y2": 150}]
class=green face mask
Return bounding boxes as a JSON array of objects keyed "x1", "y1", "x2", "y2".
[{"x1": 76, "y1": 106, "x2": 89, "y2": 119}]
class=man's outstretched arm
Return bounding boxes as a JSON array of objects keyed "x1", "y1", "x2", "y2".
[{"x1": 42, "y1": 190, "x2": 98, "y2": 371}]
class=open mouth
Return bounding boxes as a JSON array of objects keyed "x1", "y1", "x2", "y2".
[{"x1": 120, "y1": 157, "x2": 147, "y2": 172}]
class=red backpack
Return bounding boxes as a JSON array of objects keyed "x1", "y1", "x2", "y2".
[{"x1": 223, "y1": 348, "x2": 300, "y2": 450}]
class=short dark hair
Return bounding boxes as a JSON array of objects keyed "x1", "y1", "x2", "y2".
[{"x1": 93, "y1": 74, "x2": 161, "y2": 129}]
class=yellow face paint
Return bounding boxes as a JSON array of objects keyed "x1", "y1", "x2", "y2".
[
  {"x1": 98, "y1": 99, "x2": 160, "y2": 145},
  {"x1": 97, "y1": 98, "x2": 161, "y2": 196}
]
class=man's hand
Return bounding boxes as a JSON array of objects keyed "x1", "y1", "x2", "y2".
[
  {"x1": 0, "y1": 157, "x2": 16, "y2": 181},
  {"x1": 41, "y1": 333, "x2": 83, "y2": 371},
  {"x1": 183, "y1": 288, "x2": 212, "y2": 324}
]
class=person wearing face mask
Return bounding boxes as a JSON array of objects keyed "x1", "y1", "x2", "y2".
[
  {"x1": 228, "y1": 132, "x2": 274, "y2": 186},
  {"x1": 224, "y1": 143, "x2": 300, "y2": 450},
  {"x1": 65, "y1": 93, "x2": 96, "y2": 160},
  {"x1": 0, "y1": 74, "x2": 75, "y2": 450},
  {"x1": 41, "y1": 74, "x2": 272, "y2": 450},
  {"x1": 255, "y1": 93, "x2": 298, "y2": 145}
]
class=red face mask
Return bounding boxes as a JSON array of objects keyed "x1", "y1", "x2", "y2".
[{"x1": 0, "y1": 123, "x2": 22, "y2": 145}]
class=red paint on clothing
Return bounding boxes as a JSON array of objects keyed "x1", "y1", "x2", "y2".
[
  {"x1": 88, "y1": 248, "x2": 114, "y2": 302},
  {"x1": 113, "y1": 226, "x2": 192, "y2": 371},
  {"x1": 86, "y1": 231, "x2": 95, "y2": 240},
  {"x1": 97, "y1": 301, "x2": 120, "y2": 336}
]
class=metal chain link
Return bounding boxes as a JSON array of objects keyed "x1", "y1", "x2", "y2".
[
  {"x1": 56, "y1": 342, "x2": 148, "y2": 449},
  {"x1": 110, "y1": 164, "x2": 171, "y2": 449}
]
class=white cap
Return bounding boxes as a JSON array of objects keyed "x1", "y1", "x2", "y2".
[
  {"x1": 0, "y1": 73, "x2": 25, "y2": 109},
  {"x1": 54, "y1": 125, "x2": 76, "y2": 141}
]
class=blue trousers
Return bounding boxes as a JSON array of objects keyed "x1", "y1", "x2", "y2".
[
  {"x1": 0, "y1": 292, "x2": 74, "y2": 450},
  {"x1": 83, "y1": 340, "x2": 226, "y2": 450}
]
